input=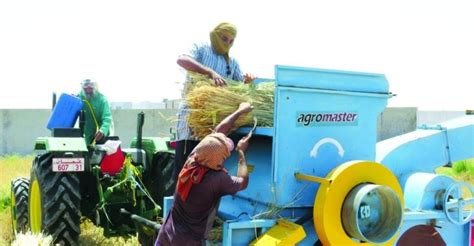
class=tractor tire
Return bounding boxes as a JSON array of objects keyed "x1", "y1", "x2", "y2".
[
  {"x1": 11, "y1": 177, "x2": 30, "y2": 235},
  {"x1": 137, "y1": 227, "x2": 156, "y2": 246},
  {"x1": 29, "y1": 154, "x2": 81, "y2": 246},
  {"x1": 155, "y1": 151, "x2": 176, "y2": 200},
  {"x1": 138, "y1": 152, "x2": 174, "y2": 245},
  {"x1": 144, "y1": 151, "x2": 175, "y2": 209}
]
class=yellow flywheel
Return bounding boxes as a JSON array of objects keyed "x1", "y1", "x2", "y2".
[{"x1": 314, "y1": 160, "x2": 404, "y2": 246}]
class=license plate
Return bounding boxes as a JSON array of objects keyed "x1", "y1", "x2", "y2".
[{"x1": 52, "y1": 158, "x2": 85, "y2": 172}]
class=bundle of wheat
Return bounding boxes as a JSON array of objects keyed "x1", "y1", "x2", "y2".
[
  {"x1": 11, "y1": 232, "x2": 53, "y2": 246},
  {"x1": 185, "y1": 73, "x2": 274, "y2": 139}
]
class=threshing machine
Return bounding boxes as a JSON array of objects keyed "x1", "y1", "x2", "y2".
[{"x1": 163, "y1": 65, "x2": 474, "y2": 245}]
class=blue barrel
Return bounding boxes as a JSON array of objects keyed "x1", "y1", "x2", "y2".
[{"x1": 46, "y1": 93, "x2": 83, "y2": 130}]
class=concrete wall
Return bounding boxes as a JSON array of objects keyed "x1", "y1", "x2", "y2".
[
  {"x1": 2, "y1": 107, "x2": 466, "y2": 155},
  {"x1": 0, "y1": 109, "x2": 177, "y2": 155},
  {"x1": 0, "y1": 110, "x2": 51, "y2": 155},
  {"x1": 417, "y1": 110, "x2": 466, "y2": 125},
  {"x1": 377, "y1": 107, "x2": 417, "y2": 141},
  {"x1": 113, "y1": 109, "x2": 178, "y2": 147}
]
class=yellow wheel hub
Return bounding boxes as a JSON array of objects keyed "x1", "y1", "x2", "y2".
[
  {"x1": 29, "y1": 179, "x2": 42, "y2": 233},
  {"x1": 314, "y1": 160, "x2": 404, "y2": 246}
]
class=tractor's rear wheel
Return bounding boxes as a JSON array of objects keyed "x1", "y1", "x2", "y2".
[
  {"x1": 29, "y1": 154, "x2": 81, "y2": 246},
  {"x1": 137, "y1": 226, "x2": 157, "y2": 246},
  {"x1": 139, "y1": 151, "x2": 175, "y2": 246},
  {"x1": 143, "y1": 151, "x2": 176, "y2": 211},
  {"x1": 155, "y1": 151, "x2": 176, "y2": 201},
  {"x1": 11, "y1": 177, "x2": 30, "y2": 235}
]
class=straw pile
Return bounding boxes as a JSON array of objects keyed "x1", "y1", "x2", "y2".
[
  {"x1": 11, "y1": 232, "x2": 53, "y2": 246},
  {"x1": 185, "y1": 73, "x2": 274, "y2": 139}
]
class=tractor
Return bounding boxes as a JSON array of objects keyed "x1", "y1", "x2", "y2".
[{"x1": 10, "y1": 94, "x2": 176, "y2": 245}]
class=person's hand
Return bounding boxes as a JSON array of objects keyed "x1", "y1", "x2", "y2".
[
  {"x1": 236, "y1": 133, "x2": 252, "y2": 153},
  {"x1": 243, "y1": 73, "x2": 256, "y2": 84},
  {"x1": 95, "y1": 130, "x2": 104, "y2": 142},
  {"x1": 210, "y1": 71, "x2": 227, "y2": 87},
  {"x1": 237, "y1": 102, "x2": 253, "y2": 114}
]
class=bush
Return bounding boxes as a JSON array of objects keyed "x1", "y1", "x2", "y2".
[
  {"x1": 439, "y1": 158, "x2": 474, "y2": 183},
  {"x1": 453, "y1": 160, "x2": 468, "y2": 174}
]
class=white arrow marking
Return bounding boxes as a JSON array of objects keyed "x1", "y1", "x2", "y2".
[{"x1": 310, "y1": 137, "x2": 345, "y2": 159}]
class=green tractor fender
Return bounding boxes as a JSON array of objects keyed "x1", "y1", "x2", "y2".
[
  {"x1": 34, "y1": 137, "x2": 88, "y2": 154},
  {"x1": 130, "y1": 136, "x2": 176, "y2": 217},
  {"x1": 130, "y1": 137, "x2": 173, "y2": 165}
]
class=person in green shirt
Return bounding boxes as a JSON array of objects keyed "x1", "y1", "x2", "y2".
[{"x1": 78, "y1": 79, "x2": 113, "y2": 144}]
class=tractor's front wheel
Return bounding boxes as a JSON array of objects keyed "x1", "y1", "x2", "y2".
[
  {"x1": 11, "y1": 177, "x2": 30, "y2": 235},
  {"x1": 29, "y1": 154, "x2": 81, "y2": 246}
]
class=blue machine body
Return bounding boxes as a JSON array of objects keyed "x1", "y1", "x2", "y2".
[
  {"x1": 377, "y1": 116, "x2": 474, "y2": 189},
  {"x1": 400, "y1": 173, "x2": 470, "y2": 246},
  {"x1": 376, "y1": 116, "x2": 474, "y2": 245},
  {"x1": 219, "y1": 65, "x2": 395, "y2": 244},
  {"x1": 165, "y1": 65, "x2": 473, "y2": 245},
  {"x1": 222, "y1": 65, "x2": 389, "y2": 213}
]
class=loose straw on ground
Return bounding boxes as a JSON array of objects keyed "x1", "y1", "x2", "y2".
[{"x1": 185, "y1": 73, "x2": 274, "y2": 139}]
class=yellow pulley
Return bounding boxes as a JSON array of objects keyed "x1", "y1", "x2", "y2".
[{"x1": 314, "y1": 160, "x2": 404, "y2": 246}]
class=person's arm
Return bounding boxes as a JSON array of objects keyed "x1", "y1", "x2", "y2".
[
  {"x1": 177, "y1": 55, "x2": 227, "y2": 86},
  {"x1": 236, "y1": 145, "x2": 249, "y2": 190},
  {"x1": 96, "y1": 96, "x2": 112, "y2": 141},
  {"x1": 214, "y1": 102, "x2": 252, "y2": 135},
  {"x1": 235, "y1": 132, "x2": 252, "y2": 190}
]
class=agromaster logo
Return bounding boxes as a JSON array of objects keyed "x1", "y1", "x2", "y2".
[{"x1": 296, "y1": 111, "x2": 358, "y2": 127}]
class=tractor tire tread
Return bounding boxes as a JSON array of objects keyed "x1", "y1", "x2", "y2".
[
  {"x1": 32, "y1": 153, "x2": 81, "y2": 246},
  {"x1": 11, "y1": 177, "x2": 30, "y2": 234}
]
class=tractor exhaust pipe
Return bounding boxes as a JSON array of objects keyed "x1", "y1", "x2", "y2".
[
  {"x1": 79, "y1": 110, "x2": 85, "y2": 136},
  {"x1": 120, "y1": 208, "x2": 161, "y2": 232},
  {"x1": 136, "y1": 112, "x2": 145, "y2": 164},
  {"x1": 52, "y1": 92, "x2": 57, "y2": 109}
]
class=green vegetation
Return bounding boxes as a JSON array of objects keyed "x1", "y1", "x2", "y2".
[
  {"x1": 0, "y1": 155, "x2": 32, "y2": 212},
  {"x1": 436, "y1": 158, "x2": 474, "y2": 183},
  {"x1": 0, "y1": 155, "x2": 32, "y2": 245}
]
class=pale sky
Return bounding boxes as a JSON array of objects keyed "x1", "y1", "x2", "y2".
[{"x1": 1, "y1": 0, "x2": 473, "y2": 110}]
